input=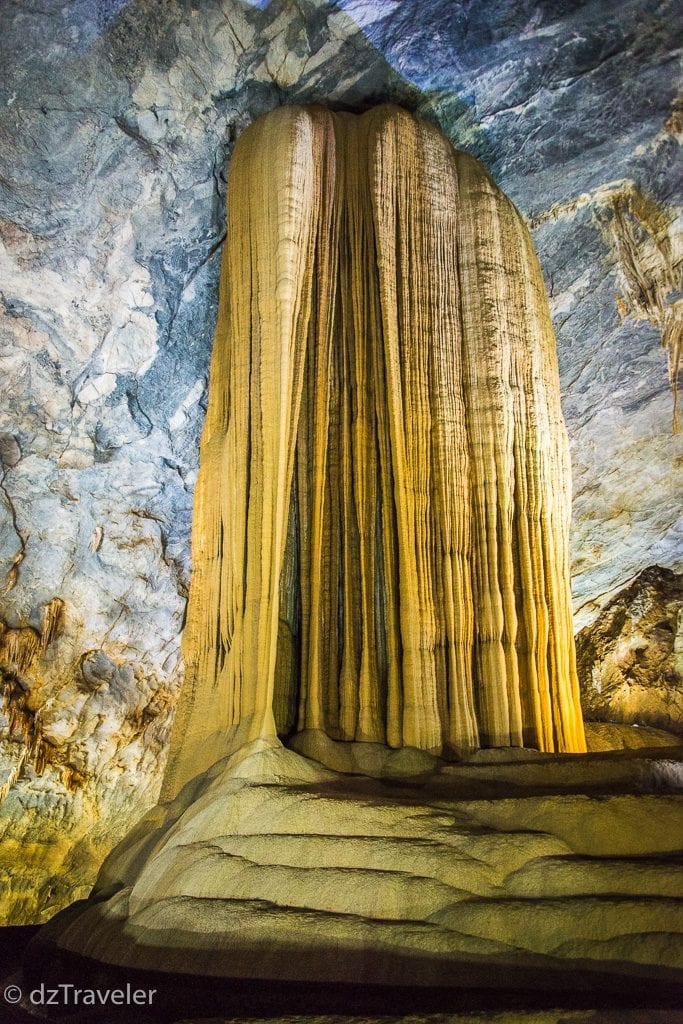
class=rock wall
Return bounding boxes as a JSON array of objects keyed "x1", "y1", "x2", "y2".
[
  {"x1": 577, "y1": 566, "x2": 683, "y2": 735},
  {"x1": 0, "y1": 0, "x2": 681, "y2": 922}
]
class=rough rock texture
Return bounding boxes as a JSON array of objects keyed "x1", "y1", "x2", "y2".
[
  {"x1": 165, "y1": 103, "x2": 585, "y2": 801},
  {"x1": 577, "y1": 566, "x2": 683, "y2": 734},
  {"x1": 35, "y1": 741, "x2": 683, "y2": 996},
  {"x1": 0, "y1": 0, "x2": 681, "y2": 921}
]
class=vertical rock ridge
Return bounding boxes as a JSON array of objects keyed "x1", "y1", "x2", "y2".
[{"x1": 162, "y1": 104, "x2": 585, "y2": 801}]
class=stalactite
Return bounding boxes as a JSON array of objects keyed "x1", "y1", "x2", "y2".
[
  {"x1": 40, "y1": 597, "x2": 65, "y2": 652},
  {"x1": 161, "y1": 104, "x2": 586, "y2": 801},
  {"x1": 0, "y1": 624, "x2": 40, "y2": 675},
  {"x1": 0, "y1": 598, "x2": 68, "y2": 797},
  {"x1": 662, "y1": 302, "x2": 682, "y2": 432}
]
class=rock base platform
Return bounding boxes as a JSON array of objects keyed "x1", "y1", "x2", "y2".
[{"x1": 24, "y1": 732, "x2": 683, "y2": 1016}]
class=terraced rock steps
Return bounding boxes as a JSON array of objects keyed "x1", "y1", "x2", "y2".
[{"x1": 31, "y1": 739, "x2": 683, "y2": 1001}]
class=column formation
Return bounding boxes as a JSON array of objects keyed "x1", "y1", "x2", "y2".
[{"x1": 162, "y1": 104, "x2": 585, "y2": 801}]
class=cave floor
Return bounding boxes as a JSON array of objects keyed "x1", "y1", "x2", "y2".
[{"x1": 11, "y1": 736, "x2": 683, "y2": 1022}]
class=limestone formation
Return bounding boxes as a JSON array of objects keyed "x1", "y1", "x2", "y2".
[
  {"x1": 33, "y1": 741, "x2": 683, "y2": 995},
  {"x1": 577, "y1": 566, "x2": 683, "y2": 735},
  {"x1": 595, "y1": 186, "x2": 682, "y2": 430},
  {"x1": 163, "y1": 104, "x2": 585, "y2": 799},
  {"x1": 1, "y1": 0, "x2": 680, "y2": 928}
]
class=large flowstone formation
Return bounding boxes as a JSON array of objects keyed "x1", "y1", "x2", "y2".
[{"x1": 163, "y1": 103, "x2": 585, "y2": 800}]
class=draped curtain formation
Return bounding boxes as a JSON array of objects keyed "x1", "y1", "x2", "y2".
[{"x1": 162, "y1": 104, "x2": 585, "y2": 801}]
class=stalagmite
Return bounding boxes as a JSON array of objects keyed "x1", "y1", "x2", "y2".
[{"x1": 162, "y1": 104, "x2": 585, "y2": 801}]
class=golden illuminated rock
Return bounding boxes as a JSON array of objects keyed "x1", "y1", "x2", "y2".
[{"x1": 162, "y1": 104, "x2": 586, "y2": 800}]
